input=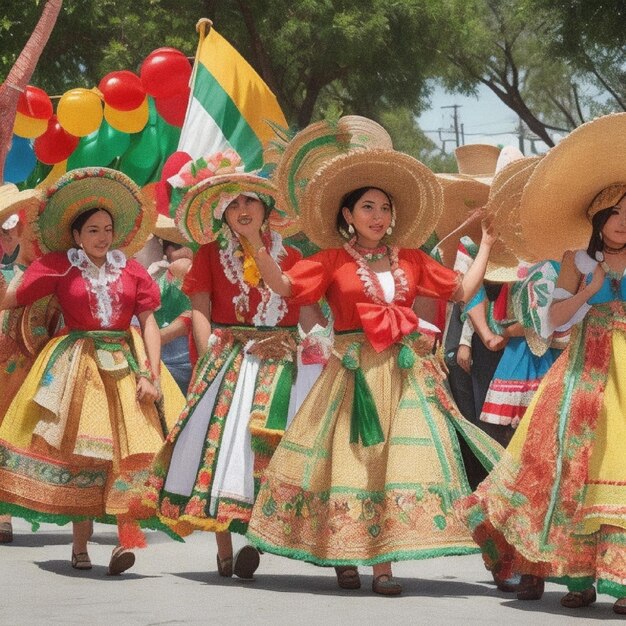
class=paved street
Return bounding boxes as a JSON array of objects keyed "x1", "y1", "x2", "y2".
[{"x1": 0, "y1": 518, "x2": 617, "y2": 624}]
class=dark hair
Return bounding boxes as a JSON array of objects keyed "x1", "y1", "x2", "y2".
[
  {"x1": 335, "y1": 186, "x2": 392, "y2": 238},
  {"x1": 71, "y1": 207, "x2": 114, "y2": 235},
  {"x1": 161, "y1": 240, "x2": 183, "y2": 251},
  {"x1": 587, "y1": 205, "x2": 625, "y2": 259}
]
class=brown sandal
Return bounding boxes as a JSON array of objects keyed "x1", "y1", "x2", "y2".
[
  {"x1": 71, "y1": 551, "x2": 92, "y2": 570},
  {"x1": 516, "y1": 574, "x2": 544, "y2": 601},
  {"x1": 560, "y1": 587, "x2": 596, "y2": 608},
  {"x1": 216, "y1": 554, "x2": 233, "y2": 577},
  {"x1": 372, "y1": 574, "x2": 402, "y2": 596},
  {"x1": 614, "y1": 598, "x2": 626, "y2": 614},
  {"x1": 335, "y1": 566, "x2": 361, "y2": 589},
  {"x1": 0, "y1": 521, "x2": 13, "y2": 544},
  {"x1": 233, "y1": 545, "x2": 260, "y2": 579},
  {"x1": 108, "y1": 546, "x2": 135, "y2": 575}
]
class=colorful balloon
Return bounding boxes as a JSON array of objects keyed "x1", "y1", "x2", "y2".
[
  {"x1": 17, "y1": 86, "x2": 53, "y2": 120},
  {"x1": 104, "y1": 98, "x2": 149, "y2": 133},
  {"x1": 99, "y1": 70, "x2": 146, "y2": 111},
  {"x1": 13, "y1": 111, "x2": 48, "y2": 139},
  {"x1": 34, "y1": 115, "x2": 80, "y2": 164},
  {"x1": 155, "y1": 87, "x2": 190, "y2": 127},
  {"x1": 140, "y1": 48, "x2": 191, "y2": 99},
  {"x1": 4, "y1": 136, "x2": 36, "y2": 183},
  {"x1": 67, "y1": 119, "x2": 131, "y2": 169},
  {"x1": 57, "y1": 88, "x2": 103, "y2": 137}
]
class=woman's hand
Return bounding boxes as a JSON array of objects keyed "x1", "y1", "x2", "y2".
[
  {"x1": 456, "y1": 344, "x2": 472, "y2": 373},
  {"x1": 586, "y1": 263, "x2": 606, "y2": 296},
  {"x1": 232, "y1": 223, "x2": 263, "y2": 250},
  {"x1": 480, "y1": 215, "x2": 498, "y2": 249},
  {"x1": 136, "y1": 376, "x2": 160, "y2": 403},
  {"x1": 485, "y1": 333, "x2": 507, "y2": 351}
]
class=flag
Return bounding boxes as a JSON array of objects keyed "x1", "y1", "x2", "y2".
[{"x1": 177, "y1": 20, "x2": 287, "y2": 171}]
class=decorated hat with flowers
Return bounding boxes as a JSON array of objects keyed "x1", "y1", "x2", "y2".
[{"x1": 34, "y1": 167, "x2": 155, "y2": 257}]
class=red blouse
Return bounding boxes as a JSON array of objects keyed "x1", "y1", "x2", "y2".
[
  {"x1": 16, "y1": 252, "x2": 160, "y2": 331},
  {"x1": 183, "y1": 241, "x2": 302, "y2": 327},
  {"x1": 286, "y1": 247, "x2": 460, "y2": 351}
]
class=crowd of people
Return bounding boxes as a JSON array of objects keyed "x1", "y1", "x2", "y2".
[{"x1": 0, "y1": 111, "x2": 625, "y2": 614}]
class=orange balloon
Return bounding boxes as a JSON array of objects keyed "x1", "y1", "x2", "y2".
[
  {"x1": 57, "y1": 88, "x2": 103, "y2": 137},
  {"x1": 104, "y1": 98, "x2": 149, "y2": 133},
  {"x1": 13, "y1": 111, "x2": 48, "y2": 138}
]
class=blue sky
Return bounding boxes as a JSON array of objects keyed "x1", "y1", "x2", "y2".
[{"x1": 417, "y1": 83, "x2": 553, "y2": 155}]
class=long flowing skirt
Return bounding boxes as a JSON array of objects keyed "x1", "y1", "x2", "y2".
[
  {"x1": 459, "y1": 303, "x2": 626, "y2": 598},
  {"x1": 0, "y1": 328, "x2": 185, "y2": 546},
  {"x1": 246, "y1": 331, "x2": 503, "y2": 566},
  {"x1": 136, "y1": 326, "x2": 322, "y2": 537}
]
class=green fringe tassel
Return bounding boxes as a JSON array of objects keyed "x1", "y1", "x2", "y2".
[
  {"x1": 397, "y1": 344, "x2": 416, "y2": 369},
  {"x1": 350, "y1": 367, "x2": 384, "y2": 447},
  {"x1": 266, "y1": 360, "x2": 294, "y2": 431}
]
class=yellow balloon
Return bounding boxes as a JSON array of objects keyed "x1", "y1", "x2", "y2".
[
  {"x1": 104, "y1": 98, "x2": 149, "y2": 133},
  {"x1": 13, "y1": 111, "x2": 48, "y2": 138},
  {"x1": 57, "y1": 88, "x2": 103, "y2": 137}
]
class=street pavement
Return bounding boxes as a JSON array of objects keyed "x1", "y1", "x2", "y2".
[{"x1": 0, "y1": 518, "x2": 617, "y2": 625}]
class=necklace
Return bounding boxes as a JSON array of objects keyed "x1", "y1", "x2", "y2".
[
  {"x1": 352, "y1": 241, "x2": 388, "y2": 262},
  {"x1": 603, "y1": 243, "x2": 626, "y2": 255}
]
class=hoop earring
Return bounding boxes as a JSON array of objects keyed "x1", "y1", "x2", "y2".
[{"x1": 348, "y1": 224, "x2": 355, "y2": 234}]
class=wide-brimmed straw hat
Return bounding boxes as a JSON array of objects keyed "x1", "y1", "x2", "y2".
[
  {"x1": 176, "y1": 173, "x2": 282, "y2": 245},
  {"x1": 433, "y1": 175, "x2": 490, "y2": 267},
  {"x1": 0, "y1": 184, "x2": 42, "y2": 229},
  {"x1": 272, "y1": 116, "x2": 393, "y2": 219},
  {"x1": 34, "y1": 167, "x2": 155, "y2": 257},
  {"x1": 153, "y1": 213, "x2": 187, "y2": 246},
  {"x1": 520, "y1": 112, "x2": 626, "y2": 261},
  {"x1": 454, "y1": 144, "x2": 501, "y2": 177},
  {"x1": 300, "y1": 148, "x2": 442, "y2": 249}
]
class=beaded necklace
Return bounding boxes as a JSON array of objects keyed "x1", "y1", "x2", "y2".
[
  {"x1": 352, "y1": 241, "x2": 389, "y2": 262},
  {"x1": 600, "y1": 260, "x2": 624, "y2": 300}
]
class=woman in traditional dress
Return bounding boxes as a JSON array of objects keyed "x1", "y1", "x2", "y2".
[
  {"x1": 459, "y1": 113, "x2": 626, "y2": 614},
  {"x1": 244, "y1": 148, "x2": 503, "y2": 596},
  {"x1": 136, "y1": 152, "x2": 326, "y2": 580},
  {"x1": 0, "y1": 167, "x2": 184, "y2": 574}
]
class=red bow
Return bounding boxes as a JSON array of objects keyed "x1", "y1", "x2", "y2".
[{"x1": 356, "y1": 302, "x2": 418, "y2": 352}]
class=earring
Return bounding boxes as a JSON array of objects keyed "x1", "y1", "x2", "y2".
[
  {"x1": 386, "y1": 227, "x2": 393, "y2": 236},
  {"x1": 348, "y1": 224, "x2": 355, "y2": 234},
  {"x1": 599, "y1": 232, "x2": 604, "y2": 241}
]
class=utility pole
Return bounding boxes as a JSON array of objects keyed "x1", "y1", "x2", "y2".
[
  {"x1": 442, "y1": 104, "x2": 462, "y2": 147},
  {"x1": 517, "y1": 118, "x2": 526, "y2": 155}
]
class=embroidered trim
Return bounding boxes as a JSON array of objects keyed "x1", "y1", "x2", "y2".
[
  {"x1": 343, "y1": 239, "x2": 409, "y2": 304},
  {"x1": 67, "y1": 248, "x2": 126, "y2": 327}
]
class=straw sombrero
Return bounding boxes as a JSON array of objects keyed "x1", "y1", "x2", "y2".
[
  {"x1": 433, "y1": 175, "x2": 490, "y2": 267},
  {"x1": 176, "y1": 173, "x2": 281, "y2": 245},
  {"x1": 300, "y1": 149, "x2": 442, "y2": 249},
  {"x1": 154, "y1": 213, "x2": 187, "y2": 246},
  {"x1": 34, "y1": 167, "x2": 155, "y2": 257},
  {"x1": 520, "y1": 113, "x2": 626, "y2": 261},
  {"x1": 273, "y1": 116, "x2": 393, "y2": 219},
  {"x1": 454, "y1": 144, "x2": 501, "y2": 177},
  {"x1": 0, "y1": 184, "x2": 42, "y2": 228}
]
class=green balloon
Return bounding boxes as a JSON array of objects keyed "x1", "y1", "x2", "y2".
[{"x1": 68, "y1": 120, "x2": 130, "y2": 169}]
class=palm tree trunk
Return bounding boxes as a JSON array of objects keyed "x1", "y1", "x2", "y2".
[{"x1": 0, "y1": 0, "x2": 63, "y2": 184}]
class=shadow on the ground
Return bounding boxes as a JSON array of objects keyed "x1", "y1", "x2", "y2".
[
  {"x1": 34, "y1": 559, "x2": 159, "y2": 581},
  {"x1": 500, "y1": 592, "x2": 624, "y2": 621}
]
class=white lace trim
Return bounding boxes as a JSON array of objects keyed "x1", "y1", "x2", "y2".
[{"x1": 67, "y1": 248, "x2": 126, "y2": 327}]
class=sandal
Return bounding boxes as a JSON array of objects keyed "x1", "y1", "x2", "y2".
[
  {"x1": 372, "y1": 574, "x2": 402, "y2": 596},
  {"x1": 233, "y1": 545, "x2": 260, "y2": 579},
  {"x1": 0, "y1": 521, "x2": 13, "y2": 544},
  {"x1": 71, "y1": 551, "x2": 92, "y2": 570},
  {"x1": 216, "y1": 554, "x2": 233, "y2": 578},
  {"x1": 614, "y1": 598, "x2": 626, "y2": 615},
  {"x1": 108, "y1": 546, "x2": 135, "y2": 576},
  {"x1": 335, "y1": 566, "x2": 361, "y2": 590},
  {"x1": 492, "y1": 569, "x2": 521, "y2": 593},
  {"x1": 560, "y1": 587, "x2": 596, "y2": 608},
  {"x1": 516, "y1": 574, "x2": 544, "y2": 601}
]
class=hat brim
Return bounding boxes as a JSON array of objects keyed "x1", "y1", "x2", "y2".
[
  {"x1": 454, "y1": 144, "x2": 501, "y2": 176},
  {"x1": 520, "y1": 113, "x2": 626, "y2": 261},
  {"x1": 434, "y1": 175, "x2": 490, "y2": 267},
  {"x1": 176, "y1": 173, "x2": 285, "y2": 245},
  {"x1": 35, "y1": 167, "x2": 154, "y2": 257},
  {"x1": 0, "y1": 184, "x2": 41, "y2": 228},
  {"x1": 300, "y1": 149, "x2": 442, "y2": 249}
]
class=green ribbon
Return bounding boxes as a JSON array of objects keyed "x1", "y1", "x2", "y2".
[
  {"x1": 266, "y1": 360, "x2": 295, "y2": 431},
  {"x1": 349, "y1": 366, "x2": 384, "y2": 447}
]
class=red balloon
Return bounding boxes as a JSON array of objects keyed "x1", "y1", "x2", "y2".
[
  {"x1": 155, "y1": 88, "x2": 190, "y2": 127},
  {"x1": 34, "y1": 115, "x2": 80, "y2": 164},
  {"x1": 98, "y1": 70, "x2": 146, "y2": 111},
  {"x1": 140, "y1": 48, "x2": 192, "y2": 99},
  {"x1": 17, "y1": 85, "x2": 53, "y2": 120}
]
